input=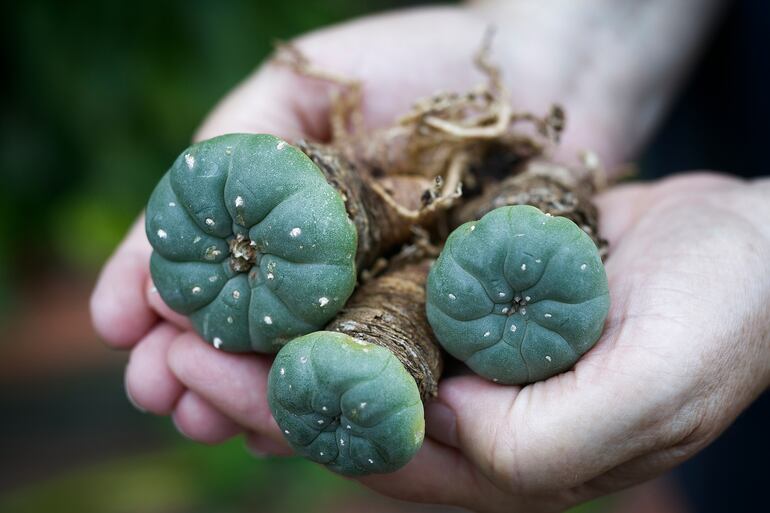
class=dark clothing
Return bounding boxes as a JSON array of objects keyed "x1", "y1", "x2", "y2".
[{"x1": 643, "y1": 2, "x2": 770, "y2": 511}]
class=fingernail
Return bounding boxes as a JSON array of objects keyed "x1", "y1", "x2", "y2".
[
  {"x1": 244, "y1": 438, "x2": 272, "y2": 458},
  {"x1": 245, "y1": 435, "x2": 293, "y2": 458},
  {"x1": 171, "y1": 414, "x2": 192, "y2": 440},
  {"x1": 245, "y1": 444, "x2": 267, "y2": 458},
  {"x1": 124, "y1": 384, "x2": 147, "y2": 413},
  {"x1": 425, "y1": 401, "x2": 458, "y2": 448}
]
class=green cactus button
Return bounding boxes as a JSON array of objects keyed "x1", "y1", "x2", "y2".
[
  {"x1": 145, "y1": 134, "x2": 357, "y2": 352},
  {"x1": 426, "y1": 205, "x2": 609, "y2": 384},
  {"x1": 268, "y1": 332, "x2": 425, "y2": 476}
]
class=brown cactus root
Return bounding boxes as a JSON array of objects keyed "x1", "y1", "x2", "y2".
[
  {"x1": 270, "y1": 44, "x2": 460, "y2": 271},
  {"x1": 296, "y1": 141, "x2": 452, "y2": 271},
  {"x1": 274, "y1": 38, "x2": 564, "y2": 273},
  {"x1": 326, "y1": 259, "x2": 442, "y2": 400},
  {"x1": 318, "y1": 156, "x2": 607, "y2": 401},
  {"x1": 353, "y1": 29, "x2": 565, "y2": 184},
  {"x1": 453, "y1": 157, "x2": 609, "y2": 258}
]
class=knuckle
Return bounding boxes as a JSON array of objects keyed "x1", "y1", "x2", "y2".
[{"x1": 666, "y1": 397, "x2": 720, "y2": 454}]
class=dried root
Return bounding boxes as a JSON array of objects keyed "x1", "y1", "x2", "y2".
[
  {"x1": 273, "y1": 33, "x2": 568, "y2": 273},
  {"x1": 453, "y1": 157, "x2": 609, "y2": 258},
  {"x1": 327, "y1": 259, "x2": 442, "y2": 400},
  {"x1": 274, "y1": 42, "x2": 364, "y2": 144},
  {"x1": 274, "y1": 43, "x2": 462, "y2": 269},
  {"x1": 270, "y1": 34, "x2": 615, "y2": 423},
  {"x1": 363, "y1": 28, "x2": 565, "y2": 184}
]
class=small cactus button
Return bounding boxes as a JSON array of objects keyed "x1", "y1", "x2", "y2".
[
  {"x1": 145, "y1": 134, "x2": 357, "y2": 353},
  {"x1": 426, "y1": 205, "x2": 609, "y2": 384},
  {"x1": 268, "y1": 332, "x2": 425, "y2": 476}
]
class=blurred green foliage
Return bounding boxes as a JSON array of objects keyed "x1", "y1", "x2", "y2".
[
  {"x1": 0, "y1": 437, "x2": 359, "y2": 513},
  {"x1": 0, "y1": 0, "x2": 447, "y2": 309},
  {"x1": 0, "y1": 432, "x2": 608, "y2": 513}
]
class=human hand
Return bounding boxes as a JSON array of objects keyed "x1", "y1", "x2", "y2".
[
  {"x1": 90, "y1": 5, "x2": 763, "y2": 512},
  {"x1": 129, "y1": 169, "x2": 769, "y2": 512},
  {"x1": 89, "y1": 5, "x2": 539, "y2": 444},
  {"x1": 92, "y1": 4, "x2": 645, "y2": 447},
  {"x1": 390, "y1": 172, "x2": 770, "y2": 511}
]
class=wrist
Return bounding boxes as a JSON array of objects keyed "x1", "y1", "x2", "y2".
[{"x1": 466, "y1": 0, "x2": 725, "y2": 172}]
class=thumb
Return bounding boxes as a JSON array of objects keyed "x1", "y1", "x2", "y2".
[
  {"x1": 193, "y1": 7, "x2": 491, "y2": 144},
  {"x1": 193, "y1": 56, "x2": 328, "y2": 143},
  {"x1": 429, "y1": 366, "x2": 668, "y2": 495}
]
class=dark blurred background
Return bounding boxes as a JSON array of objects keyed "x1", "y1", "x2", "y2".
[{"x1": 1, "y1": 1, "x2": 767, "y2": 512}]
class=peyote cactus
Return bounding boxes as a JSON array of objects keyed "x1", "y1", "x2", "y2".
[
  {"x1": 268, "y1": 261, "x2": 441, "y2": 476},
  {"x1": 426, "y1": 205, "x2": 609, "y2": 384},
  {"x1": 268, "y1": 332, "x2": 425, "y2": 476},
  {"x1": 145, "y1": 133, "x2": 357, "y2": 352}
]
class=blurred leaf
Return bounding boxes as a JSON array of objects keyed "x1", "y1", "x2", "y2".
[
  {"x1": 50, "y1": 194, "x2": 135, "y2": 270},
  {"x1": 0, "y1": 438, "x2": 357, "y2": 513},
  {"x1": 567, "y1": 497, "x2": 613, "y2": 513},
  {"x1": 1, "y1": 0, "x2": 450, "y2": 281}
]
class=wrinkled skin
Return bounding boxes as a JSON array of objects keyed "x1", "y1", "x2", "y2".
[{"x1": 90, "y1": 6, "x2": 770, "y2": 513}]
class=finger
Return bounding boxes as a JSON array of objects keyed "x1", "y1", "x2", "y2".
[
  {"x1": 91, "y1": 216, "x2": 157, "y2": 349},
  {"x1": 244, "y1": 432, "x2": 293, "y2": 457},
  {"x1": 436, "y1": 356, "x2": 679, "y2": 497},
  {"x1": 595, "y1": 183, "x2": 650, "y2": 247},
  {"x1": 595, "y1": 172, "x2": 740, "y2": 249},
  {"x1": 359, "y1": 439, "x2": 472, "y2": 505},
  {"x1": 145, "y1": 275, "x2": 192, "y2": 330},
  {"x1": 194, "y1": 63, "x2": 312, "y2": 143},
  {"x1": 172, "y1": 391, "x2": 242, "y2": 444},
  {"x1": 653, "y1": 171, "x2": 738, "y2": 196},
  {"x1": 359, "y1": 438, "x2": 535, "y2": 513},
  {"x1": 125, "y1": 322, "x2": 185, "y2": 415},
  {"x1": 195, "y1": 10, "x2": 490, "y2": 143},
  {"x1": 425, "y1": 399, "x2": 459, "y2": 448},
  {"x1": 166, "y1": 332, "x2": 283, "y2": 442}
]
